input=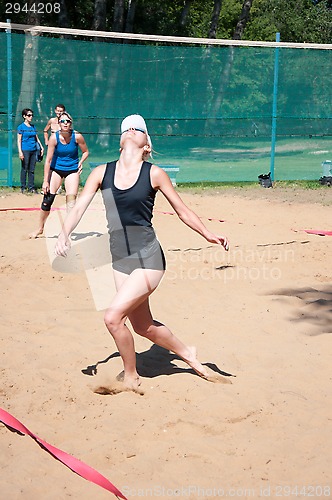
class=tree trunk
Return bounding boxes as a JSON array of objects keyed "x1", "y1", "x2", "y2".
[
  {"x1": 92, "y1": 0, "x2": 108, "y2": 31},
  {"x1": 125, "y1": 0, "x2": 137, "y2": 33},
  {"x1": 26, "y1": 0, "x2": 41, "y2": 24},
  {"x1": 233, "y1": 0, "x2": 254, "y2": 40},
  {"x1": 205, "y1": 46, "x2": 235, "y2": 132},
  {"x1": 208, "y1": 0, "x2": 223, "y2": 39},
  {"x1": 112, "y1": 0, "x2": 126, "y2": 32},
  {"x1": 16, "y1": 0, "x2": 42, "y2": 119},
  {"x1": 207, "y1": 0, "x2": 251, "y2": 130},
  {"x1": 15, "y1": 33, "x2": 39, "y2": 122},
  {"x1": 179, "y1": 0, "x2": 193, "y2": 29},
  {"x1": 57, "y1": 0, "x2": 70, "y2": 28}
]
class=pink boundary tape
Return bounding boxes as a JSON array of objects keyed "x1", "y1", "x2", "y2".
[
  {"x1": 293, "y1": 228, "x2": 332, "y2": 236},
  {"x1": 0, "y1": 206, "x2": 226, "y2": 222},
  {"x1": 303, "y1": 229, "x2": 332, "y2": 236},
  {"x1": 156, "y1": 209, "x2": 225, "y2": 222},
  {"x1": 0, "y1": 207, "x2": 63, "y2": 212},
  {"x1": 0, "y1": 408, "x2": 127, "y2": 499}
]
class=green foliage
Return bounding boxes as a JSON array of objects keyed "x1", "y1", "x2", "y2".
[
  {"x1": 245, "y1": 0, "x2": 332, "y2": 42},
  {"x1": 1, "y1": 0, "x2": 331, "y2": 43},
  {"x1": 217, "y1": 0, "x2": 243, "y2": 39},
  {"x1": 66, "y1": 0, "x2": 95, "y2": 30},
  {"x1": 182, "y1": 0, "x2": 215, "y2": 38}
]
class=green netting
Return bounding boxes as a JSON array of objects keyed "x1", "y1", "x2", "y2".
[{"x1": 0, "y1": 31, "x2": 331, "y2": 186}]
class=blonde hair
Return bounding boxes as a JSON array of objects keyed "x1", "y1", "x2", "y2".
[{"x1": 142, "y1": 144, "x2": 153, "y2": 161}]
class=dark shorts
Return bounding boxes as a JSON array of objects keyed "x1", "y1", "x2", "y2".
[
  {"x1": 111, "y1": 238, "x2": 166, "y2": 275},
  {"x1": 51, "y1": 167, "x2": 79, "y2": 178}
]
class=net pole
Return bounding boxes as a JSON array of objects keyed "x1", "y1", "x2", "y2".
[
  {"x1": 270, "y1": 32, "x2": 280, "y2": 182},
  {"x1": 6, "y1": 19, "x2": 13, "y2": 187}
]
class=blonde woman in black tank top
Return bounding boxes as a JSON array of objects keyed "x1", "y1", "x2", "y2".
[{"x1": 55, "y1": 115, "x2": 229, "y2": 395}]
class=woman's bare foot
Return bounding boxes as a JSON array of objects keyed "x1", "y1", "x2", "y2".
[
  {"x1": 28, "y1": 228, "x2": 43, "y2": 239},
  {"x1": 182, "y1": 346, "x2": 232, "y2": 384},
  {"x1": 182, "y1": 346, "x2": 210, "y2": 379},
  {"x1": 92, "y1": 372, "x2": 144, "y2": 396}
]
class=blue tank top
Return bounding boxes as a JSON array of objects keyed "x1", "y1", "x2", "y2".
[
  {"x1": 101, "y1": 161, "x2": 157, "y2": 257},
  {"x1": 53, "y1": 131, "x2": 78, "y2": 171}
]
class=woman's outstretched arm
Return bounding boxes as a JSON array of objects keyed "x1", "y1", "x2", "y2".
[{"x1": 151, "y1": 165, "x2": 229, "y2": 250}]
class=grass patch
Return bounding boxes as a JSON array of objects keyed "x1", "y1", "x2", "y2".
[
  {"x1": 272, "y1": 180, "x2": 323, "y2": 189},
  {"x1": 177, "y1": 179, "x2": 324, "y2": 191}
]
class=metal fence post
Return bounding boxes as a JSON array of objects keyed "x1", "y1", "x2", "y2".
[
  {"x1": 270, "y1": 32, "x2": 280, "y2": 182},
  {"x1": 6, "y1": 19, "x2": 13, "y2": 187}
]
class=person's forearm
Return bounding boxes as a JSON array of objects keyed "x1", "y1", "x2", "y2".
[
  {"x1": 60, "y1": 191, "x2": 94, "y2": 238},
  {"x1": 178, "y1": 208, "x2": 211, "y2": 239},
  {"x1": 60, "y1": 203, "x2": 84, "y2": 238},
  {"x1": 17, "y1": 137, "x2": 22, "y2": 155},
  {"x1": 43, "y1": 162, "x2": 51, "y2": 182},
  {"x1": 81, "y1": 150, "x2": 89, "y2": 162}
]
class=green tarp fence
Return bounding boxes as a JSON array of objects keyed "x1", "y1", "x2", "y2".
[{"x1": 0, "y1": 30, "x2": 331, "y2": 186}]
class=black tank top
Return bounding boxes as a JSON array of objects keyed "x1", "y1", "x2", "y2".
[{"x1": 101, "y1": 161, "x2": 157, "y2": 257}]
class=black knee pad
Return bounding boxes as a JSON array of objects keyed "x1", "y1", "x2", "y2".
[{"x1": 41, "y1": 193, "x2": 56, "y2": 211}]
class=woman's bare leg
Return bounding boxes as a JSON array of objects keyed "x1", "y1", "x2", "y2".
[
  {"x1": 102, "y1": 268, "x2": 163, "y2": 393},
  {"x1": 107, "y1": 268, "x2": 210, "y2": 388},
  {"x1": 129, "y1": 298, "x2": 210, "y2": 379},
  {"x1": 100, "y1": 267, "x2": 214, "y2": 395},
  {"x1": 64, "y1": 172, "x2": 80, "y2": 213},
  {"x1": 29, "y1": 171, "x2": 63, "y2": 238}
]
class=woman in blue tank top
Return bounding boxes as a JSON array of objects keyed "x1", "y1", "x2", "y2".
[
  {"x1": 55, "y1": 115, "x2": 229, "y2": 395},
  {"x1": 29, "y1": 112, "x2": 89, "y2": 238}
]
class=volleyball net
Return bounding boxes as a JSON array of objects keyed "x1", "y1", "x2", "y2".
[{"x1": 0, "y1": 23, "x2": 331, "y2": 186}]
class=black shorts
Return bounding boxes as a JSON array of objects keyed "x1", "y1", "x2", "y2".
[
  {"x1": 111, "y1": 238, "x2": 166, "y2": 275},
  {"x1": 51, "y1": 167, "x2": 79, "y2": 178}
]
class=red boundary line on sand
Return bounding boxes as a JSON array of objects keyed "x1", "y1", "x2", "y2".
[
  {"x1": 0, "y1": 408, "x2": 127, "y2": 499},
  {"x1": 292, "y1": 228, "x2": 332, "y2": 236},
  {"x1": 156, "y1": 209, "x2": 225, "y2": 222},
  {"x1": 0, "y1": 207, "x2": 63, "y2": 212},
  {"x1": 0, "y1": 206, "x2": 226, "y2": 222}
]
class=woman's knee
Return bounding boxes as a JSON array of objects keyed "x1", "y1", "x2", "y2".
[
  {"x1": 104, "y1": 308, "x2": 125, "y2": 333},
  {"x1": 66, "y1": 194, "x2": 77, "y2": 211},
  {"x1": 41, "y1": 193, "x2": 56, "y2": 211}
]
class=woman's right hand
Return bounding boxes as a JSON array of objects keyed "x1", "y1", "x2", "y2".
[
  {"x1": 42, "y1": 181, "x2": 50, "y2": 194},
  {"x1": 55, "y1": 233, "x2": 71, "y2": 257}
]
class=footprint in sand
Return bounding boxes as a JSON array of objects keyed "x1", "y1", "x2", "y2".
[
  {"x1": 90, "y1": 367, "x2": 232, "y2": 396},
  {"x1": 206, "y1": 373, "x2": 233, "y2": 384},
  {"x1": 200, "y1": 366, "x2": 233, "y2": 384},
  {"x1": 90, "y1": 375, "x2": 145, "y2": 396}
]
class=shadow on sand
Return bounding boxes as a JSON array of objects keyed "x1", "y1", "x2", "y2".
[
  {"x1": 269, "y1": 285, "x2": 332, "y2": 335},
  {"x1": 82, "y1": 344, "x2": 234, "y2": 379}
]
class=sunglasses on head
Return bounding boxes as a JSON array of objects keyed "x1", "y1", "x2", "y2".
[
  {"x1": 26, "y1": 113, "x2": 33, "y2": 117},
  {"x1": 123, "y1": 127, "x2": 145, "y2": 134},
  {"x1": 59, "y1": 119, "x2": 71, "y2": 124}
]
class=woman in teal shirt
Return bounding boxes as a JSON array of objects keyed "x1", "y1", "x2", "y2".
[{"x1": 17, "y1": 108, "x2": 44, "y2": 193}]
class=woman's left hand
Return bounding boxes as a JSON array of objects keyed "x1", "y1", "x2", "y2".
[
  {"x1": 78, "y1": 162, "x2": 83, "y2": 174},
  {"x1": 206, "y1": 233, "x2": 229, "y2": 251}
]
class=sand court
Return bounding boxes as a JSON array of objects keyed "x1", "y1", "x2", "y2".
[{"x1": 0, "y1": 187, "x2": 331, "y2": 499}]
